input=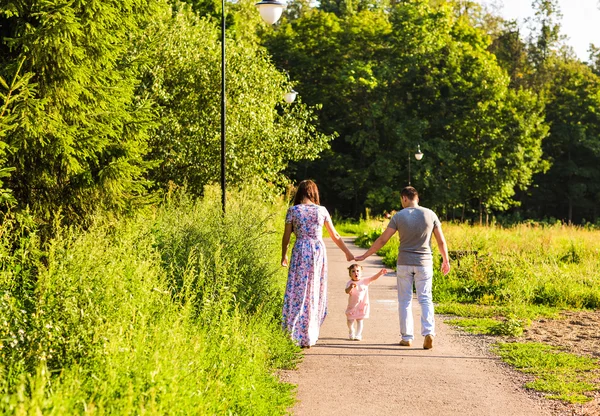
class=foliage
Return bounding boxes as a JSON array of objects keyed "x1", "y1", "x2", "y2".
[
  {"x1": 493, "y1": 342, "x2": 599, "y2": 404},
  {"x1": 0, "y1": 57, "x2": 31, "y2": 206},
  {"x1": 0, "y1": 188, "x2": 298, "y2": 413},
  {"x1": 0, "y1": 0, "x2": 331, "y2": 233},
  {"x1": 0, "y1": 0, "x2": 162, "y2": 227},
  {"x1": 139, "y1": 4, "x2": 331, "y2": 195},
  {"x1": 522, "y1": 58, "x2": 600, "y2": 225},
  {"x1": 488, "y1": 315, "x2": 527, "y2": 337},
  {"x1": 354, "y1": 228, "x2": 385, "y2": 247},
  {"x1": 265, "y1": 0, "x2": 548, "y2": 219}
]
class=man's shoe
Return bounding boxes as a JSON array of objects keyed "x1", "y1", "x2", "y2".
[
  {"x1": 399, "y1": 340, "x2": 412, "y2": 347},
  {"x1": 423, "y1": 335, "x2": 434, "y2": 350}
]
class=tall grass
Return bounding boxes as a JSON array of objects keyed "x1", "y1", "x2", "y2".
[
  {"x1": 345, "y1": 218, "x2": 600, "y2": 311},
  {"x1": 436, "y1": 223, "x2": 600, "y2": 310},
  {"x1": 0, "y1": 187, "x2": 297, "y2": 414}
]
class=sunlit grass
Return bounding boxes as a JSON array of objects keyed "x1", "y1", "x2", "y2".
[
  {"x1": 0, "y1": 187, "x2": 298, "y2": 414},
  {"x1": 493, "y1": 343, "x2": 600, "y2": 404}
]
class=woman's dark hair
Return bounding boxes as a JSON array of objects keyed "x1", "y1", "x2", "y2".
[{"x1": 293, "y1": 180, "x2": 320, "y2": 205}]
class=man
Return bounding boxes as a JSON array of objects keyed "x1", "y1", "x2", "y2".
[{"x1": 355, "y1": 186, "x2": 450, "y2": 349}]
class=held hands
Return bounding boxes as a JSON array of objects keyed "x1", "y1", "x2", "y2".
[
  {"x1": 345, "y1": 252, "x2": 355, "y2": 262},
  {"x1": 354, "y1": 254, "x2": 366, "y2": 262}
]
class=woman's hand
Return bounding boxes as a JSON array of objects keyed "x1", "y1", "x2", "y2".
[
  {"x1": 281, "y1": 255, "x2": 289, "y2": 267},
  {"x1": 346, "y1": 252, "x2": 355, "y2": 262}
]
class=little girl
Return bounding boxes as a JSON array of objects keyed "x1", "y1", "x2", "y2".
[{"x1": 345, "y1": 264, "x2": 387, "y2": 341}]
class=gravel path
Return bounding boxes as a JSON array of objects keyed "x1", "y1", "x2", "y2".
[{"x1": 279, "y1": 237, "x2": 555, "y2": 416}]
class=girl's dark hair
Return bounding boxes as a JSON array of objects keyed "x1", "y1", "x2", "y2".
[{"x1": 293, "y1": 180, "x2": 320, "y2": 205}]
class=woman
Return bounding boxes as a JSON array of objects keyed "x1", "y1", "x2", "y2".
[{"x1": 281, "y1": 180, "x2": 354, "y2": 348}]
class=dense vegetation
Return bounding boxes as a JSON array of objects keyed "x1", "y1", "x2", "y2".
[
  {"x1": 266, "y1": 0, "x2": 600, "y2": 225},
  {"x1": 2, "y1": 0, "x2": 600, "y2": 226},
  {"x1": 2, "y1": 0, "x2": 600, "y2": 411},
  {"x1": 0, "y1": 188, "x2": 298, "y2": 413},
  {"x1": 0, "y1": 0, "x2": 329, "y2": 228}
]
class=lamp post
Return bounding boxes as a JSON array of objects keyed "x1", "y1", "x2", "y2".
[
  {"x1": 408, "y1": 144, "x2": 424, "y2": 185},
  {"x1": 283, "y1": 89, "x2": 297, "y2": 104},
  {"x1": 220, "y1": 0, "x2": 286, "y2": 214}
]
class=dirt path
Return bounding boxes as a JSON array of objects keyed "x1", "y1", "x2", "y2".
[{"x1": 279, "y1": 237, "x2": 554, "y2": 416}]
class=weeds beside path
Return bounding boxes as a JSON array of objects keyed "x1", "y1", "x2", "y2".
[{"x1": 279, "y1": 238, "x2": 556, "y2": 416}]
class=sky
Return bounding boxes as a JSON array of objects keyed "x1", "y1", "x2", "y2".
[{"x1": 479, "y1": 0, "x2": 600, "y2": 62}]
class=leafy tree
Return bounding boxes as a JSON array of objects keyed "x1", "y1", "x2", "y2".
[
  {"x1": 265, "y1": 0, "x2": 547, "y2": 219},
  {"x1": 265, "y1": 7, "x2": 393, "y2": 214},
  {"x1": 0, "y1": 58, "x2": 32, "y2": 205},
  {"x1": 0, "y1": 0, "x2": 162, "y2": 227},
  {"x1": 527, "y1": 0, "x2": 563, "y2": 89},
  {"x1": 589, "y1": 44, "x2": 600, "y2": 75},
  {"x1": 488, "y1": 20, "x2": 532, "y2": 89},
  {"x1": 524, "y1": 58, "x2": 600, "y2": 224},
  {"x1": 138, "y1": 4, "x2": 331, "y2": 194}
]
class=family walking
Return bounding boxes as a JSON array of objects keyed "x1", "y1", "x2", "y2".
[{"x1": 281, "y1": 180, "x2": 451, "y2": 349}]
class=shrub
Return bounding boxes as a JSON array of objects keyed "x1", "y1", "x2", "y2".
[{"x1": 0, "y1": 188, "x2": 297, "y2": 414}]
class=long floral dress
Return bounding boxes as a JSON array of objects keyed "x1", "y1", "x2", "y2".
[{"x1": 282, "y1": 204, "x2": 331, "y2": 347}]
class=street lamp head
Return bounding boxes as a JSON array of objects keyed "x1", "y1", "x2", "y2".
[
  {"x1": 283, "y1": 89, "x2": 297, "y2": 103},
  {"x1": 255, "y1": 0, "x2": 286, "y2": 24},
  {"x1": 415, "y1": 144, "x2": 424, "y2": 161}
]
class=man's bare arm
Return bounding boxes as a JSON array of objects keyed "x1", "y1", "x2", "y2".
[
  {"x1": 433, "y1": 226, "x2": 450, "y2": 275},
  {"x1": 355, "y1": 227, "x2": 396, "y2": 261}
]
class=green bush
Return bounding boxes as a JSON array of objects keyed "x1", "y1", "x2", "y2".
[
  {"x1": 488, "y1": 316, "x2": 527, "y2": 337},
  {"x1": 0, "y1": 188, "x2": 297, "y2": 414},
  {"x1": 354, "y1": 229, "x2": 383, "y2": 248}
]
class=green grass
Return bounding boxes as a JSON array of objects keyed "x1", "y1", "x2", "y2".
[
  {"x1": 342, "y1": 219, "x2": 600, "y2": 311},
  {"x1": 436, "y1": 303, "x2": 560, "y2": 321},
  {"x1": 0, "y1": 186, "x2": 299, "y2": 414},
  {"x1": 493, "y1": 343, "x2": 600, "y2": 403},
  {"x1": 446, "y1": 315, "x2": 529, "y2": 337}
]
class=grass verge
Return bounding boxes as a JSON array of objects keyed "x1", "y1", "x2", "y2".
[
  {"x1": 493, "y1": 343, "x2": 599, "y2": 404},
  {"x1": 0, "y1": 187, "x2": 298, "y2": 414}
]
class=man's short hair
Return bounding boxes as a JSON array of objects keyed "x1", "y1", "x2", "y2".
[{"x1": 401, "y1": 186, "x2": 419, "y2": 201}]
